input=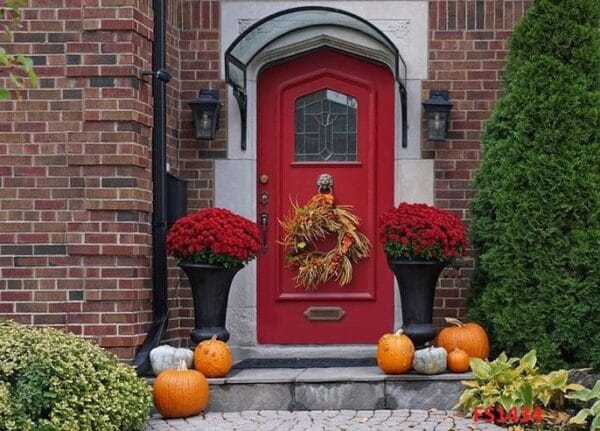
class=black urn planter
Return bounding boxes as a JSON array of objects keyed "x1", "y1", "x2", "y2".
[
  {"x1": 179, "y1": 261, "x2": 242, "y2": 344},
  {"x1": 387, "y1": 258, "x2": 447, "y2": 348}
]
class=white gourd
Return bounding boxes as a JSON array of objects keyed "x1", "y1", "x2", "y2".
[
  {"x1": 412, "y1": 346, "x2": 447, "y2": 374},
  {"x1": 150, "y1": 345, "x2": 194, "y2": 376}
]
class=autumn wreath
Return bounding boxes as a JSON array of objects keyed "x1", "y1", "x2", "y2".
[{"x1": 281, "y1": 192, "x2": 371, "y2": 290}]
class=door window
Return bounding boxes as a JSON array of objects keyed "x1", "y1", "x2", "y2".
[{"x1": 294, "y1": 89, "x2": 357, "y2": 162}]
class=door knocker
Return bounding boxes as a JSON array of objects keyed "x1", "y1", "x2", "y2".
[{"x1": 316, "y1": 173, "x2": 333, "y2": 193}]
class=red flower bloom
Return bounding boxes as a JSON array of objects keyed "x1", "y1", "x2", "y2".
[
  {"x1": 379, "y1": 202, "x2": 467, "y2": 262},
  {"x1": 166, "y1": 208, "x2": 261, "y2": 268}
]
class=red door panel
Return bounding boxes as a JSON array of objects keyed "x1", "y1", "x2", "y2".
[{"x1": 257, "y1": 48, "x2": 394, "y2": 343}]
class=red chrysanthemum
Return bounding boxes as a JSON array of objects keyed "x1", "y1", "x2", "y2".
[
  {"x1": 166, "y1": 208, "x2": 261, "y2": 268},
  {"x1": 379, "y1": 203, "x2": 467, "y2": 262}
]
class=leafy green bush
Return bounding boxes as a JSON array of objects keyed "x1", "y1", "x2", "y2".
[
  {"x1": 468, "y1": 0, "x2": 600, "y2": 371},
  {"x1": 0, "y1": 320, "x2": 152, "y2": 431}
]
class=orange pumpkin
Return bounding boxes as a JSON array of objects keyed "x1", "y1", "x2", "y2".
[
  {"x1": 153, "y1": 360, "x2": 209, "y2": 418},
  {"x1": 447, "y1": 348, "x2": 470, "y2": 373},
  {"x1": 194, "y1": 335, "x2": 233, "y2": 378},
  {"x1": 437, "y1": 317, "x2": 489, "y2": 359},
  {"x1": 376, "y1": 329, "x2": 415, "y2": 374}
]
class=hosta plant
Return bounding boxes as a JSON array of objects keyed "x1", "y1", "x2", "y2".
[
  {"x1": 566, "y1": 380, "x2": 600, "y2": 430},
  {"x1": 456, "y1": 350, "x2": 584, "y2": 417}
]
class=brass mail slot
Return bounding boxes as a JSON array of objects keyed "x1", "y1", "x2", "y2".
[{"x1": 304, "y1": 306, "x2": 346, "y2": 321}]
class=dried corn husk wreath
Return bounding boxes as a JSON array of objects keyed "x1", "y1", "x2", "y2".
[{"x1": 281, "y1": 192, "x2": 371, "y2": 290}]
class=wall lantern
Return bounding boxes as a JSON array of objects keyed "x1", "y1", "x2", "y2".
[
  {"x1": 423, "y1": 90, "x2": 453, "y2": 141},
  {"x1": 189, "y1": 89, "x2": 221, "y2": 140}
]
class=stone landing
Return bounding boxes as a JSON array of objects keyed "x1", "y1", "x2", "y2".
[{"x1": 204, "y1": 367, "x2": 472, "y2": 412}]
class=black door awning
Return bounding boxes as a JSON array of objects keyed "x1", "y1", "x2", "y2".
[{"x1": 224, "y1": 6, "x2": 408, "y2": 150}]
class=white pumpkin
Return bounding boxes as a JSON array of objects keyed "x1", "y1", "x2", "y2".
[
  {"x1": 150, "y1": 345, "x2": 194, "y2": 376},
  {"x1": 412, "y1": 346, "x2": 447, "y2": 374}
]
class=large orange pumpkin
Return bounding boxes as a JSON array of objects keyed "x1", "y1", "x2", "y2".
[
  {"x1": 447, "y1": 348, "x2": 470, "y2": 373},
  {"x1": 153, "y1": 360, "x2": 209, "y2": 418},
  {"x1": 437, "y1": 317, "x2": 489, "y2": 359},
  {"x1": 194, "y1": 335, "x2": 233, "y2": 378},
  {"x1": 376, "y1": 329, "x2": 415, "y2": 374}
]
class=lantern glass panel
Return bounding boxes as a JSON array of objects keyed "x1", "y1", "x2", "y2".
[{"x1": 426, "y1": 111, "x2": 448, "y2": 141}]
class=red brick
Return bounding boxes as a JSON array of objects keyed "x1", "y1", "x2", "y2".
[
  {"x1": 84, "y1": 325, "x2": 117, "y2": 336},
  {"x1": 3, "y1": 268, "x2": 34, "y2": 278},
  {"x1": 1, "y1": 291, "x2": 33, "y2": 301},
  {"x1": 67, "y1": 313, "x2": 101, "y2": 324},
  {"x1": 16, "y1": 302, "x2": 48, "y2": 313}
]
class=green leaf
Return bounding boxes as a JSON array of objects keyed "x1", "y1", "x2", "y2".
[
  {"x1": 27, "y1": 68, "x2": 38, "y2": 87},
  {"x1": 570, "y1": 408, "x2": 591, "y2": 424},
  {"x1": 16, "y1": 55, "x2": 33, "y2": 71},
  {"x1": 566, "y1": 388, "x2": 594, "y2": 402},
  {"x1": 565, "y1": 383, "x2": 586, "y2": 392},
  {"x1": 500, "y1": 394, "x2": 514, "y2": 411},
  {"x1": 548, "y1": 370, "x2": 568, "y2": 389},
  {"x1": 454, "y1": 388, "x2": 477, "y2": 410},
  {"x1": 9, "y1": 72, "x2": 23, "y2": 88},
  {"x1": 497, "y1": 352, "x2": 508, "y2": 363},
  {"x1": 591, "y1": 400, "x2": 600, "y2": 415},
  {"x1": 591, "y1": 414, "x2": 600, "y2": 431},
  {"x1": 0, "y1": 88, "x2": 10, "y2": 99},
  {"x1": 520, "y1": 350, "x2": 537, "y2": 369},
  {"x1": 538, "y1": 390, "x2": 552, "y2": 407},
  {"x1": 461, "y1": 380, "x2": 480, "y2": 388},
  {"x1": 470, "y1": 358, "x2": 491, "y2": 380},
  {"x1": 519, "y1": 382, "x2": 534, "y2": 408}
]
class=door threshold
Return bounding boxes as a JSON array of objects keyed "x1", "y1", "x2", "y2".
[{"x1": 231, "y1": 344, "x2": 376, "y2": 362}]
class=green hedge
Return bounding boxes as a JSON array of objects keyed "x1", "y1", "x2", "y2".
[
  {"x1": 468, "y1": 0, "x2": 600, "y2": 371},
  {"x1": 0, "y1": 320, "x2": 152, "y2": 431}
]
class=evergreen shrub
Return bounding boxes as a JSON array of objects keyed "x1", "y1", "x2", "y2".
[
  {"x1": 468, "y1": 0, "x2": 600, "y2": 371},
  {"x1": 0, "y1": 320, "x2": 152, "y2": 431}
]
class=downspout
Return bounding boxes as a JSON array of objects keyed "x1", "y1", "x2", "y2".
[{"x1": 134, "y1": 0, "x2": 171, "y2": 375}]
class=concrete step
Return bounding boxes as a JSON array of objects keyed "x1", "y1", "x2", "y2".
[{"x1": 204, "y1": 366, "x2": 473, "y2": 412}]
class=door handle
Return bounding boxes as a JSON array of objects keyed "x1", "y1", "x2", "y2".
[{"x1": 260, "y1": 212, "x2": 268, "y2": 252}]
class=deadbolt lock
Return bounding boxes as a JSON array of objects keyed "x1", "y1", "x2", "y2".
[{"x1": 259, "y1": 174, "x2": 269, "y2": 184}]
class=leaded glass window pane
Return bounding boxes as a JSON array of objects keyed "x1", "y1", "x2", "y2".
[{"x1": 294, "y1": 89, "x2": 357, "y2": 162}]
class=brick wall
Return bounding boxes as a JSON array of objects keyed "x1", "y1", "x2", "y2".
[
  {"x1": 160, "y1": 0, "x2": 226, "y2": 346},
  {"x1": 0, "y1": 0, "x2": 531, "y2": 355},
  {"x1": 158, "y1": 0, "x2": 225, "y2": 347},
  {"x1": 0, "y1": 0, "x2": 155, "y2": 359},
  {"x1": 425, "y1": 0, "x2": 530, "y2": 326},
  {"x1": 178, "y1": 0, "x2": 225, "y2": 213}
]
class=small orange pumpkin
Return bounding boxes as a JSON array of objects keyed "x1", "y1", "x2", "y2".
[
  {"x1": 447, "y1": 348, "x2": 470, "y2": 373},
  {"x1": 194, "y1": 335, "x2": 233, "y2": 378},
  {"x1": 437, "y1": 317, "x2": 489, "y2": 359},
  {"x1": 376, "y1": 329, "x2": 415, "y2": 374},
  {"x1": 153, "y1": 360, "x2": 209, "y2": 418}
]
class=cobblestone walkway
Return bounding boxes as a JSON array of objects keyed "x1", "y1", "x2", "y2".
[{"x1": 146, "y1": 409, "x2": 503, "y2": 430}]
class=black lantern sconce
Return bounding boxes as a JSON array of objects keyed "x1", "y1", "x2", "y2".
[
  {"x1": 189, "y1": 89, "x2": 221, "y2": 140},
  {"x1": 423, "y1": 90, "x2": 453, "y2": 141}
]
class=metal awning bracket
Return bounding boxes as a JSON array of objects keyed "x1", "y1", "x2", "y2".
[{"x1": 232, "y1": 87, "x2": 247, "y2": 151}]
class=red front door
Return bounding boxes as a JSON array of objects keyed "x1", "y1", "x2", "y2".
[{"x1": 257, "y1": 48, "x2": 394, "y2": 343}]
